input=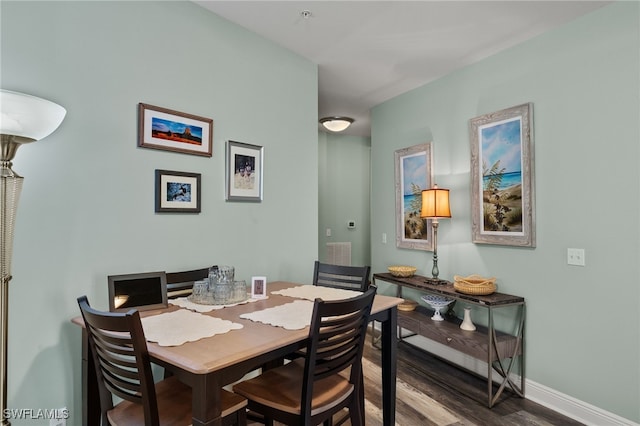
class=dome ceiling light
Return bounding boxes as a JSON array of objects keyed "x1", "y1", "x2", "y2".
[{"x1": 319, "y1": 116, "x2": 354, "y2": 132}]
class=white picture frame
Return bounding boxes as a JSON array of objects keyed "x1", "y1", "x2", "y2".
[{"x1": 251, "y1": 276, "x2": 267, "y2": 299}]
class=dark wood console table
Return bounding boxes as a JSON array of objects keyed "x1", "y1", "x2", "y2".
[{"x1": 373, "y1": 272, "x2": 525, "y2": 408}]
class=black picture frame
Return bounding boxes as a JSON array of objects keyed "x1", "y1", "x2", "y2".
[{"x1": 155, "y1": 169, "x2": 201, "y2": 213}]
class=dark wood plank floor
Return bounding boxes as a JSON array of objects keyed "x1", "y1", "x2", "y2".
[
  {"x1": 362, "y1": 332, "x2": 585, "y2": 426},
  {"x1": 248, "y1": 330, "x2": 585, "y2": 425}
]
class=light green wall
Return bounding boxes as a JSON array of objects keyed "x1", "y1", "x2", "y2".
[
  {"x1": 1, "y1": 1, "x2": 317, "y2": 424},
  {"x1": 371, "y1": 1, "x2": 639, "y2": 422},
  {"x1": 318, "y1": 131, "x2": 371, "y2": 268}
]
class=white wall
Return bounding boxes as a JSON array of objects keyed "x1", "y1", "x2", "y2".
[
  {"x1": 371, "y1": 2, "x2": 639, "y2": 422},
  {"x1": 1, "y1": 1, "x2": 318, "y2": 423}
]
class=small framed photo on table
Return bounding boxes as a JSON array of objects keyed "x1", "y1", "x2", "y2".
[{"x1": 251, "y1": 277, "x2": 267, "y2": 299}]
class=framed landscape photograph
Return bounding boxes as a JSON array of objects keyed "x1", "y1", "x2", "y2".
[
  {"x1": 469, "y1": 103, "x2": 535, "y2": 247},
  {"x1": 138, "y1": 103, "x2": 213, "y2": 157},
  {"x1": 394, "y1": 143, "x2": 434, "y2": 251},
  {"x1": 226, "y1": 140, "x2": 264, "y2": 202},
  {"x1": 155, "y1": 169, "x2": 201, "y2": 213}
]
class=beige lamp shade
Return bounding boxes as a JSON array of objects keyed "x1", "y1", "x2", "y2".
[{"x1": 420, "y1": 185, "x2": 451, "y2": 219}]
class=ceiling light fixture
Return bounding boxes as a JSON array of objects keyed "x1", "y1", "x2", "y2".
[{"x1": 319, "y1": 117, "x2": 354, "y2": 132}]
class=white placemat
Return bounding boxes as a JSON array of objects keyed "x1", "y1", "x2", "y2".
[
  {"x1": 271, "y1": 285, "x2": 362, "y2": 301},
  {"x1": 169, "y1": 296, "x2": 261, "y2": 313},
  {"x1": 239, "y1": 300, "x2": 314, "y2": 330},
  {"x1": 141, "y1": 309, "x2": 243, "y2": 346}
]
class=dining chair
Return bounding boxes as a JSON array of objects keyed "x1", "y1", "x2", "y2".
[
  {"x1": 77, "y1": 295, "x2": 247, "y2": 426},
  {"x1": 312, "y1": 261, "x2": 381, "y2": 369},
  {"x1": 312, "y1": 261, "x2": 371, "y2": 292},
  {"x1": 166, "y1": 266, "x2": 215, "y2": 299},
  {"x1": 233, "y1": 287, "x2": 376, "y2": 426}
]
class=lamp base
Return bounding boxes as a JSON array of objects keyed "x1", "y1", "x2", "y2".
[{"x1": 424, "y1": 277, "x2": 451, "y2": 286}]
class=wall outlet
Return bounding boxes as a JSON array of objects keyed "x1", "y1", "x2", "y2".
[{"x1": 567, "y1": 248, "x2": 585, "y2": 266}]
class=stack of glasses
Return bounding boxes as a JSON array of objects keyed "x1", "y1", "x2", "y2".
[{"x1": 190, "y1": 265, "x2": 248, "y2": 305}]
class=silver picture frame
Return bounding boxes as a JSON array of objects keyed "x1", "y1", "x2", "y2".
[{"x1": 469, "y1": 103, "x2": 535, "y2": 247}]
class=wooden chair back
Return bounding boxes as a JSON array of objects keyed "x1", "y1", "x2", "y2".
[
  {"x1": 313, "y1": 261, "x2": 371, "y2": 291},
  {"x1": 77, "y1": 295, "x2": 160, "y2": 425},
  {"x1": 166, "y1": 266, "x2": 214, "y2": 299},
  {"x1": 302, "y1": 287, "x2": 376, "y2": 423}
]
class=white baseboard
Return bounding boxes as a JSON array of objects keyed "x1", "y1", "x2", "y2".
[
  {"x1": 378, "y1": 329, "x2": 638, "y2": 426},
  {"x1": 526, "y1": 380, "x2": 639, "y2": 426}
]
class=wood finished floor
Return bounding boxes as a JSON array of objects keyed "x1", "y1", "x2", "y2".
[{"x1": 248, "y1": 330, "x2": 585, "y2": 426}]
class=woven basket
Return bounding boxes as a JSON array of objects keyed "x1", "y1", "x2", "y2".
[
  {"x1": 388, "y1": 265, "x2": 417, "y2": 277},
  {"x1": 453, "y1": 274, "x2": 497, "y2": 295},
  {"x1": 397, "y1": 300, "x2": 418, "y2": 312}
]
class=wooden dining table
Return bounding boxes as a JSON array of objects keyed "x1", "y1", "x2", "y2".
[{"x1": 72, "y1": 281, "x2": 403, "y2": 426}]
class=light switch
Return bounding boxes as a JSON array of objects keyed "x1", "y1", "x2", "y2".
[{"x1": 326, "y1": 228, "x2": 331, "y2": 237}]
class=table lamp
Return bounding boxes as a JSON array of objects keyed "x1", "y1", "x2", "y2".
[
  {"x1": 0, "y1": 89, "x2": 66, "y2": 425},
  {"x1": 420, "y1": 185, "x2": 451, "y2": 285}
]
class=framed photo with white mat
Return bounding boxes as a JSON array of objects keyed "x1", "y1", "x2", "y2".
[{"x1": 251, "y1": 276, "x2": 267, "y2": 299}]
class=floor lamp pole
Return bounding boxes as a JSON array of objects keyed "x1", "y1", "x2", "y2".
[{"x1": 1, "y1": 137, "x2": 25, "y2": 426}]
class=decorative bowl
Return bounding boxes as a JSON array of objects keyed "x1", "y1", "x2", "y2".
[
  {"x1": 453, "y1": 274, "x2": 497, "y2": 295},
  {"x1": 397, "y1": 300, "x2": 418, "y2": 312},
  {"x1": 388, "y1": 265, "x2": 417, "y2": 277},
  {"x1": 421, "y1": 294, "x2": 455, "y2": 321}
]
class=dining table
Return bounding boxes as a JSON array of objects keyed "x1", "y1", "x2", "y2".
[{"x1": 72, "y1": 281, "x2": 403, "y2": 426}]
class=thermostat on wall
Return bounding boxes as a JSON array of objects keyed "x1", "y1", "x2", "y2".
[{"x1": 347, "y1": 220, "x2": 356, "y2": 229}]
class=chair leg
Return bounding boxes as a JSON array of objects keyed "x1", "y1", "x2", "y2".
[
  {"x1": 349, "y1": 397, "x2": 364, "y2": 426},
  {"x1": 237, "y1": 407, "x2": 247, "y2": 426}
]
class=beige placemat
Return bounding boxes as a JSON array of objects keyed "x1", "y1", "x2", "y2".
[
  {"x1": 239, "y1": 300, "x2": 314, "y2": 330},
  {"x1": 170, "y1": 296, "x2": 260, "y2": 313},
  {"x1": 141, "y1": 309, "x2": 243, "y2": 346},
  {"x1": 271, "y1": 285, "x2": 362, "y2": 301}
]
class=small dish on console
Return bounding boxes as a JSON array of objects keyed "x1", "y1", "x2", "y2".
[{"x1": 421, "y1": 294, "x2": 455, "y2": 321}]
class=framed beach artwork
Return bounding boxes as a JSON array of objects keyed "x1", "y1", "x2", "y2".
[
  {"x1": 138, "y1": 103, "x2": 213, "y2": 157},
  {"x1": 155, "y1": 169, "x2": 201, "y2": 213},
  {"x1": 225, "y1": 140, "x2": 264, "y2": 202},
  {"x1": 394, "y1": 143, "x2": 434, "y2": 251},
  {"x1": 469, "y1": 103, "x2": 535, "y2": 247}
]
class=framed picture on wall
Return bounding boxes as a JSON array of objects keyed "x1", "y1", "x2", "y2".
[
  {"x1": 469, "y1": 103, "x2": 535, "y2": 247},
  {"x1": 226, "y1": 140, "x2": 264, "y2": 202},
  {"x1": 155, "y1": 169, "x2": 201, "y2": 213},
  {"x1": 138, "y1": 103, "x2": 213, "y2": 157},
  {"x1": 394, "y1": 143, "x2": 434, "y2": 251}
]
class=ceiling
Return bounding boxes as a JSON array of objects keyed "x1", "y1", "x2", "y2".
[{"x1": 195, "y1": 1, "x2": 611, "y2": 137}]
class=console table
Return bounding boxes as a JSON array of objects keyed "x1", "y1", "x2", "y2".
[{"x1": 373, "y1": 272, "x2": 525, "y2": 408}]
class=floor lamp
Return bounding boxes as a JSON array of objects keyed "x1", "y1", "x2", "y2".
[
  {"x1": 0, "y1": 90, "x2": 66, "y2": 425},
  {"x1": 421, "y1": 185, "x2": 451, "y2": 285}
]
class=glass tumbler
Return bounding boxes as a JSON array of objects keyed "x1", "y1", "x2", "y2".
[
  {"x1": 213, "y1": 282, "x2": 231, "y2": 304},
  {"x1": 232, "y1": 280, "x2": 247, "y2": 303},
  {"x1": 192, "y1": 280, "x2": 209, "y2": 303},
  {"x1": 217, "y1": 265, "x2": 235, "y2": 284}
]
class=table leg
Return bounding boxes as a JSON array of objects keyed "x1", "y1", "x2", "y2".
[
  {"x1": 191, "y1": 374, "x2": 223, "y2": 426},
  {"x1": 380, "y1": 306, "x2": 397, "y2": 426}
]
